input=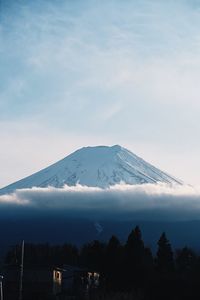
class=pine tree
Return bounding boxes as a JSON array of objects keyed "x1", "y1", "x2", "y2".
[
  {"x1": 126, "y1": 226, "x2": 145, "y2": 264},
  {"x1": 125, "y1": 226, "x2": 145, "y2": 288},
  {"x1": 80, "y1": 240, "x2": 105, "y2": 272},
  {"x1": 156, "y1": 232, "x2": 174, "y2": 274},
  {"x1": 105, "y1": 235, "x2": 122, "y2": 290},
  {"x1": 176, "y1": 247, "x2": 196, "y2": 274}
]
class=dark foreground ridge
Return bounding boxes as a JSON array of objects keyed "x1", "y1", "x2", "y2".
[{"x1": 2, "y1": 226, "x2": 200, "y2": 300}]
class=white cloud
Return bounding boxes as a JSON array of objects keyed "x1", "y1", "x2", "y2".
[
  {"x1": 0, "y1": 193, "x2": 28, "y2": 205},
  {"x1": 1, "y1": 183, "x2": 200, "y2": 221}
]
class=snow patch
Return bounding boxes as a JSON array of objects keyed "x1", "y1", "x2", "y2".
[{"x1": 0, "y1": 145, "x2": 182, "y2": 195}]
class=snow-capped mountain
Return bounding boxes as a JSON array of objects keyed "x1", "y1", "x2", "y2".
[{"x1": 0, "y1": 145, "x2": 182, "y2": 194}]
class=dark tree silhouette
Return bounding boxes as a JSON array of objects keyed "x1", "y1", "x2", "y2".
[
  {"x1": 176, "y1": 247, "x2": 196, "y2": 275},
  {"x1": 80, "y1": 240, "x2": 105, "y2": 272},
  {"x1": 105, "y1": 235, "x2": 123, "y2": 290},
  {"x1": 5, "y1": 227, "x2": 200, "y2": 300},
  {"x1": 126, "y1": 226, "x2": 145, "y2": 263},
  {"x1": 156, "y1": 232, "x2": 174, "y2": 274},
  {"x1": 125, "y1": 226, "x2": 145, "y2": 288}
]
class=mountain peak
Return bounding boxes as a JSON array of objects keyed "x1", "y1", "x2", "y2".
[
  {"x1": 79, "y1": 144, "x2": 122, "y2": 151},
  {"x1": 111, "y1": 144, "x2": 122, "y2": 150},
  {"x1": 0, "y1": 145, "x2": 182, "y2": 194}
]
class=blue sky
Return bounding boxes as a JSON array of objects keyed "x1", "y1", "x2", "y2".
[{"x1": 1, "y1": 0, "x2": 200, "y2": 187}]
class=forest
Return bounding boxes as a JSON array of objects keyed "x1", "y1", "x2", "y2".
[{"x1": 4, "y1": 226, "x2": 200, "y2": 300}]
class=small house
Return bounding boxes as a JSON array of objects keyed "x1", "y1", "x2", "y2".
[{"x1": 53, "y1": 265, "x2": 100, "y2": 297}]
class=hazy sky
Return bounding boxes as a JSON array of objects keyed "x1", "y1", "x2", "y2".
[{"x1": 1, "y1": 0, "x2": 200, "y2": 187}]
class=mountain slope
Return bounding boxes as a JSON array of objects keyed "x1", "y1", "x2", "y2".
[{"x1": 0, "y1": 145, "x2": 182, "y2": 194}]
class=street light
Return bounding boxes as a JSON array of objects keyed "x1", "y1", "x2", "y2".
[{"x1": 0, "y1": 275, "x2": 3, "y2": 300}]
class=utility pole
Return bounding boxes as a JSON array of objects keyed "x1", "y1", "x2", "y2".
[
  {"x1": 0, "y1": 275, "x2": 3, "y2": 300},
  {"x1": 19, "y1": 240, "x2": 24, "y2": 300}
]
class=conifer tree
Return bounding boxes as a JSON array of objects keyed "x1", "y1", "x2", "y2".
[
  {"x1": 126, "y1": 226, "x2": 145, "y2": 264},
  {"x1": 105, "y1": 235, "x2": 122, "y2": 289},
  {"x1": 125, "y1": 226, "x2": 145, "y2": 288},
  {"x1": 156, "y1": 232, "x2": 174, "y2": 274},
  {"x1": 176, "y1": 247, "x2": 196, "y2": 274}
]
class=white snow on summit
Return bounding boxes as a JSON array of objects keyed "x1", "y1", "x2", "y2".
[{"x1": 0, "y1": 145, "x2": 182, "y2": 195}]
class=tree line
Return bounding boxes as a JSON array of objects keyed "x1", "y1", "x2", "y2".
[{"x1": 5, "y1": 226, "x2": 200, "y2": 299}]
